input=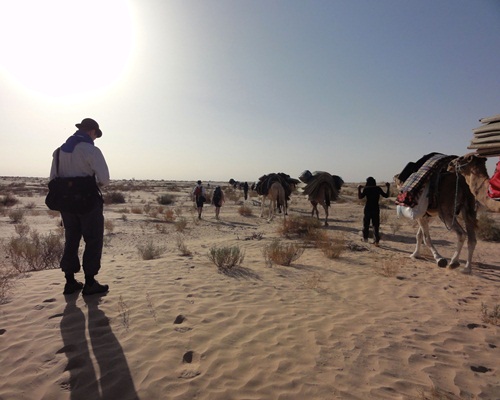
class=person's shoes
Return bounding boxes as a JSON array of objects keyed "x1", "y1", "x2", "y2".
[
  {"x1": 82, "y1": 281, "x2": 109, "y2": 296},
  {"x1": 63, "y1": 280, "x2": 84, "y2": 295}
]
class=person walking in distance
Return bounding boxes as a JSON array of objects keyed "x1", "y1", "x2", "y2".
[
  {"x1": 211, "y1": 186, "x2": 225, "y2": 220},
  {"x1": 192, "y1": 180, "x2": 206, "y2": 219},
  {"x1": 50, "y1": 118, "x2": 110, "y2": 296},
  {"x1": 358, "y1": 177, "x2": 390, "y2": 246}
]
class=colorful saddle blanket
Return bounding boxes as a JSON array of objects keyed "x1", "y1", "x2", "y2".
[
  {"x1": 396, "y1": 153, "x2": 457, "y2": 208},
  {"x1": 488, "y1": 159, "x2": 500, "y2": 200}
]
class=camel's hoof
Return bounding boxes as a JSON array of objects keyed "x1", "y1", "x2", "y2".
[
  {"x1": 459, "y1": 267, "x2": 472, "y2": 275},
  {"x1": 324, "y1": 222, "x2": 329, "y2": 227},
  {"x1": 437, "y1": 258, "x2": 448, "y2": 268},
  {"x1": 448, "y1": 261, "x2": 460, "y2": 269}
]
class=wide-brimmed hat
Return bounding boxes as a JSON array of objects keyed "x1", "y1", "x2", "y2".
[{"x1": 75, "y1": 118, "x2": 102, "y2": 138}]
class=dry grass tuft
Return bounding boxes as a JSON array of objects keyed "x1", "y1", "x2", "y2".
[
  {"x1": 476, "y1": 213, "x2": 500, "y2": 242},
  {"x1": 137, "y1": 240, "x2": 165, "y2": 260},
  {"x1": 376, "y1": 256, "x2": 403, "y2": 277},
  {"x1": 163, "y1": 209, "x2": 176, "y2": 222},
  {"x1": 208, "y1": 245, "x2": 245, "y2": 270},
  {"x1": 278, "y1": 215, "x2": 321, "y2": 239},
  {"x1": 238, "y1": 205, "x2": 253, "y2": 216},
  {"x1": 316, "y1": 233, "x2": 345, "y2": 259},
  {"x1": 263, "y1": 239, "x2": 304, "y2": 267},
  {"x1": 175, "y1": 217, "x2": 188, "y2": 232},
  {"x1": 481, "y1": 302, "x2": 500, "y2": 326},
  {"x1": 5, "y1": 230, "x2": 64, "y2": 272},
  {"x1": 176, "y1": 234, "x2": 192, "y2": 256}
]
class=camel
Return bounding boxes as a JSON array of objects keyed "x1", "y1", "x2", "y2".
[
  {"x1": 396, "y1": 155, "x2": 477, "y2": 274},
  {"x1": 449, "y1": 153, "x2": 500, "y2": 213},
  {"x1": 299, "y1": 171, "x2": 344, "y2": 226},
  {"x1": 255, "y1": 173, "x2": 299, "y2": 220},
  {"x1": 260, "y1": 181, "x2": 286, "y2": 221}
]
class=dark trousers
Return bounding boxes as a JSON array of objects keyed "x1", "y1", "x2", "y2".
[
  {"x1": 363, "y1": 207, "x2": 380, "y2": 242},
  {"x1": 60, "y1": 205, "x2": 104, "y2": 277}
]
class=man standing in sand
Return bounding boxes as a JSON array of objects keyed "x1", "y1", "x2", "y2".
[
  {"x1": 50, "y1": 118, "x2": 110, "y2": 296},
  {"x1": 358, "y1": 177, "x2": 390, "y2": 246},
  {"x1": 192, "y1": 180, "x2": 206, "y2": 219}
]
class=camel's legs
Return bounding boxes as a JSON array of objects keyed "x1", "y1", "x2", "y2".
[
  {"x1": 268, "y1": 198, "x2": 275, "y2": 221},
  {"x1": 411, "y1": 217, "x2": 447, "y2": 267},
  {"x1": 452, "y1": 214, "x2": 476, "y2": 274},
  {"x1": 260, "y1": 195, "x2": 267, "y2": 218},
  {"x1": 322, "y1": 204, "x2": 329, "y2": 226}
]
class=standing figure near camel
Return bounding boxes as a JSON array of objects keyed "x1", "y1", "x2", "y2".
[{"x1": 358, "y1": 177, "x2": 390, "y2": 245}]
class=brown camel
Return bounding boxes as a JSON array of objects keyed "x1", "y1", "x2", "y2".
[
  {"x1": 300, "y1": 171, "x2": 344, "y2": 226},
  {"x1": 260, "y1": 181, "x2": 286, "y2": 221},
  {"x1": 449, "y1": 153, "x2": 500, "y2": 213},
  {"x1": 396, "y1": 161, "x2": 477, "y2": 274}
]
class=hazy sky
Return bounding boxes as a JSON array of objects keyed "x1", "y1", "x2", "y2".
[{"x1": 1, "y1": 0, "x2": 499, "y2": 183}]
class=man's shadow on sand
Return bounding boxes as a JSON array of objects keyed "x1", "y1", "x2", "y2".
[{"x1": 60, "y1": 294, "x2": 139, "y2": 400}]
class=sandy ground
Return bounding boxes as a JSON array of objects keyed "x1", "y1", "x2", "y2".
[{"x1": 0, "y1": 177, "x2": 499, "y2": 400}]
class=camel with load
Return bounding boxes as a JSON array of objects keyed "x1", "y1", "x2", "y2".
[
  {"x1": 299, "y1": 170, "x2": 344, "y2": 226},
  {"x1": 396, "y1": 153, "x2": 477, "y2": 274}
]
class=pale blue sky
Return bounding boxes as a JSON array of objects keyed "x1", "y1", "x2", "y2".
[{"x1": 0, "y1": 0, "x2": 499, "y2": 183}]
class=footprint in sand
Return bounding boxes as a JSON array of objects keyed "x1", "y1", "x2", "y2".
[
  {"x1": 174, "y1": 315, "x2": 192, "y2": 332},
  {"x1": 178, "y1": 350, "x2": 201, "y2": 379},
  {"x1": 43, "y1": 298, "x2": 57, "y2": 303},
  {"x1": 470, "y1": 365, "x2": 491, "y2": 373},
  {"x1": 0, "y1": 329, "x2": 6, "y2": 335},
  {"x1": 48, "y1": 313, "x2": 64, "y2": 320},
  {"x1": 466, "y1": 323, "x2": 486, "y2": 329}
]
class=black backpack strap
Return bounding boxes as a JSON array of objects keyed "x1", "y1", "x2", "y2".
[{"x1": 55, "y1": 148, "x2": 61, "y2": 177}]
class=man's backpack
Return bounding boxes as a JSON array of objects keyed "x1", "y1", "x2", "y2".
[
  {"x1": 194, "y1": 186, "x2": 202, "y2": 197},
  {"x1": 213, "y1": 187, "x2": 221, "y2": 203}
]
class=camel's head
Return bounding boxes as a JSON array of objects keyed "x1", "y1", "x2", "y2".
[{"x1": 448, "y1": 153, "x2": 488, "y2": 175}]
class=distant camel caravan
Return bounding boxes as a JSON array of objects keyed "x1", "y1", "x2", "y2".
[
  {"x1": 395, "y1": 153, "x2": 477, "y2": 274},
  {"x1": 299, "y1": 170, "x2": 344, "y2": 226},
  {"x1": 255, "y1": 173, "x2": 299, "y2": 221}
]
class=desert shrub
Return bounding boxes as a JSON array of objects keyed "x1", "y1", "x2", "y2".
[
  {"x1": 164, "y1": 209, "x2": 176, "y2": 222},
  {"x1": 208, "y1": 245, "x2": 245, "y2": 270},
  {"x1": 131, "y1": 207, "x2": 143, "y2": 214},
  {"x1": 476, "y1": 213, "x2": 500, "y2": 242},
  {"x1": 14, "y1": 223, "x2": 30, "y2": 237},
  {"x1": 176, "y1": 235, "x2": 192, "y2": 256},
  {"x1": 104, "y1": 191, "x2": 126, "y2": 204},
  {"x1": 238, "y1": 205, "x2": 253, "y2": 216},
  {"x1": 137, "y1": 240, "x2": 165, "y2": 260},
  {"x1": 8, "y1": 209, "x2": 25, "y2": 223},
  {"x1": 175, "y1": 217, "x2": 188, "y2": 232},
  {"x1": 263, "y1": 239, "x2": 304, "y2": 266},
  {"x1": 104, "y1": 219, "x2": 114, "y2": 234},
  {"x1": 278, "y1": 215, "x2": 321, "y2": 238},
  {"x1": 0, "y1": 194, "x2": 19, "y2": 207},
  {"x1": 317, "y1": 234, "x2": 345, "y2": 259},
  {"x1": 5, "y1": 230, "x2": 64, "y2": 272},
  {"x1": 24, "y1": 201, "x2": 36, "y2": 209},
  {"x1": 157, "y1": 194, "x2": 175, "y2": 205},
  {"x1": 481, "y1": 303, "x2": 500, "y2": 326},
  {"x1": 0, "y1": 265, "x2": 16, "y2": 304}
]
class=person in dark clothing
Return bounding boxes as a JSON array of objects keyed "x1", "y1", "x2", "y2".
[
  {"x1": 358, "y1": 177, "x2": 390, "y2": 245},
  {"x1": 243, "y1": 182, "x2": 249, "y2": 200}
]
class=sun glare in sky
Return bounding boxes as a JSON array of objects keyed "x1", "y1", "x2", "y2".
[{"x1": 0, "y1": 0, "x2": 135, "y2": 99}]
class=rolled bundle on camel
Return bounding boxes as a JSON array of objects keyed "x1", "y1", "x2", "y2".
[
  {"x1": 467, "y1": 114, "x2": 500, "y2": 157},
  {"x1": 394, "y1": 153, "x2": 477, "y2": 274},
  {"x1": 299, "y1": 170, "x2": 344, "y2": 226},
  {"x1": 255, "y1": 173, "x2": 300, "y2": 220}
]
